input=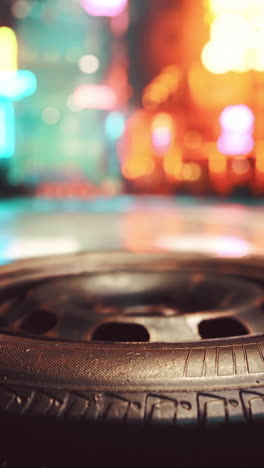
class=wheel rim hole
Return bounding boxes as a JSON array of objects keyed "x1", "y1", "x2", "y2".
[
  {"x1": 92, "y1": 322, "x2": 150, "y2": 342},
  {"x1": 198, "y1": 317, "x2": 248, "y2": 339},
  {"x1": 20, "y1": 309, "x2": 57, "y2": 335}
]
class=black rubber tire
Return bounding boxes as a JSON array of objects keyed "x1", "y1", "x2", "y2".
[{"x1": 1, "y1": 252, "x2": 264, "y2": 467}]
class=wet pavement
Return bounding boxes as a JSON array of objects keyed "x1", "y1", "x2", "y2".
[{"x1": 0, "y1": 196, "x2": 264, "y2": 263}]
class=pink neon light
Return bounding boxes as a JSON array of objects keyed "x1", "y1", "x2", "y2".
[
  {"x1": 72, "y1": 85, "x2": 117, "y2": 110},
  {"x1": 152, "y1": 127, "x2": 172, "y2": 152},
  {"x1": 220, "y1": 105, "x2": 255, "y2": 132},
  {"x1": 81, "y1": 0, "x2": 127, "y2": 17},
  {"x1": 218, "y1": 105, "x2": 255, "y2": 156},
  {"x1": 217, "y1": 132, "x2": 254, "y2": 156}
]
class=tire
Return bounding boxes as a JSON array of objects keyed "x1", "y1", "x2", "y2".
[{"x1": 0, "y1": 251, "x2": 264, "y2": 467}]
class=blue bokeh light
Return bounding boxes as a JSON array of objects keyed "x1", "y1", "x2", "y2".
[{"x1": 105, "y1": 111, "x2": 125, "y2": 141}]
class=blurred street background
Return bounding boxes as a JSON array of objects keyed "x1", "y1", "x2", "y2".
[
  {"x1": 1, "y1": 1, "x2": 264, "y2": 262},
  {"x1": 1, "y1": 0, "x2": 264, "y2": 197}
]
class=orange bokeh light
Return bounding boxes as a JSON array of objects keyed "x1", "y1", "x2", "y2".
[
  {"x1": 208, "y1": 144, "x2": 227, "y2": 174},
  {"x1": 163, "y1": 147, "x2": 182, "y2": 180},
  {"x1": 122, "y1": 154, "x2": 155, "y2": 180}
]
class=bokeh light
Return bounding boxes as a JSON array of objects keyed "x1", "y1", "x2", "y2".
[
  {"x1": 105, "y1": 112, "x2": 125, "y2": 140},
  {"x1": 163, "y1": 147, "x2": 182, "y2": 180},
  {"x1": 0, "y1": 27, "x2": 17, "y2": 71},
  {"x1": 78, "y1": 55, "x2": 100, "y2": 74},
  {"x1": 208, "y1": 0, "x2": 257, "y2": 17},
  {"x1": 0, "y1": 27, "x2": 36, "y2": 160},
  {"x1": 182, "y1": 163, "x2": 202, "y2": 182},
  {"x1": 208, "y1": 145, "x2": 227, "y2": 174},
  {"x1": 0, "y1": 100, "x2": 14, "y2": 158},
  {"x1": 81, "y1": 0, "x2": 127, "y2": 17},
  {"x1": 218, "y1": 105, "x2": 255, "y2": 156},
  {"x1": 203, "y1": 1, "x2": 264, "y2": 73},
  {"x1": 151, "y1": 113, "x2": 173, "y2": 154},
  {"x1": 72, "y1": 85, "x2": 117, "y2": 110},
  {"x1": 0, "y1": 71, "x2": 37, "y2": 100},
  {"x1": 232, "y1": 158, "x2": 250, "y2": 175},
  {"x1": 122, "y1": 156, "x2": 155, "y2": 180},
  {"x1": 143, "y1": 66, "x2": 181, "y2": 110}
]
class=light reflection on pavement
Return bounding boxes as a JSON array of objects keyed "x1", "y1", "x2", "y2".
[{"x1": 0, "y1": 196, "x2": 264, "y2": 263}]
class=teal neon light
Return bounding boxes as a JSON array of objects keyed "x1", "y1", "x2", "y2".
[
  {"x1": 105, "y1": 112, "x2": 125, "y2": 140},
  {"x1": 0, "y1": 71, "x2": 37, "y2": 100},
  {"x1": 0, "y1": 99, "x2": 15, "y2": 158},
  {"x1": 0, "y1": 70, "x2": 37, "y2": 159}
]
